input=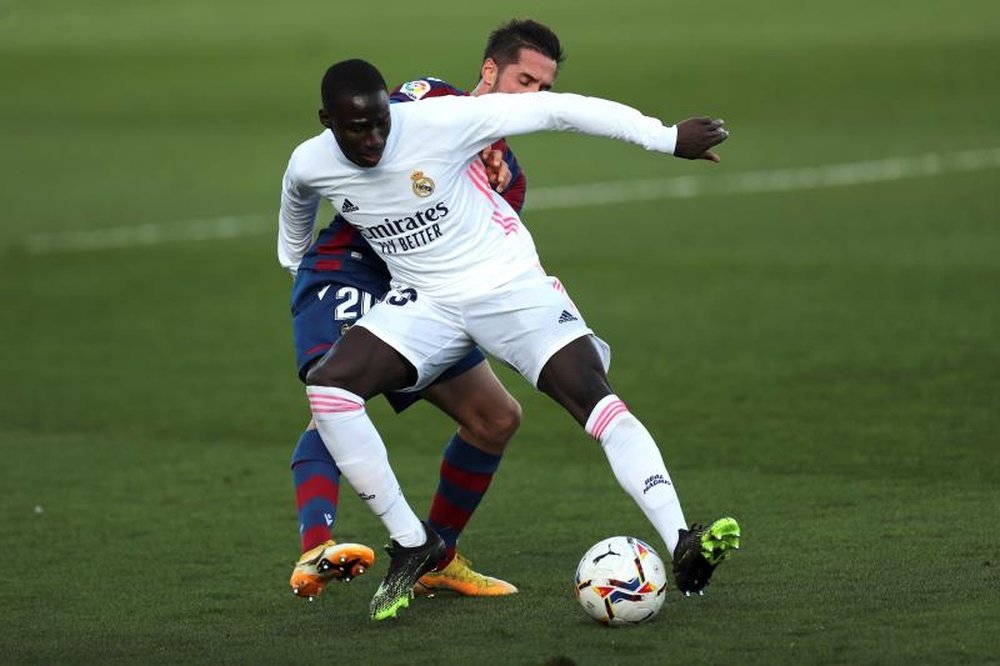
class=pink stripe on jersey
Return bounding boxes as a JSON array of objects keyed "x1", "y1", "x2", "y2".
[
  {"x1": 588, "y1": 399, "x2": 629, "y2": 440},
  {"x1": 467, "y1": 162, "x2": 494, "y2": 200},
  {"x1": 468, "y1": 162, "x2": 520, "y2": 235},
  {"x1": 550, "y1": 275, "x2": 581, "y2": 310},
  {"x1": 469, "y1": 159, "x2": 489, "y2": 183},
  {"x1": 491, "y1": 212, "x2": 518, "y2": 235}
]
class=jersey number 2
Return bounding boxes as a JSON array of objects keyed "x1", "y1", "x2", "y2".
[{"x1": 333, "y1": 287, "x2": 375, "y2": 320}]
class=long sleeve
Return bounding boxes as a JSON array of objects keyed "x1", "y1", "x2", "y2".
[
  {"x1": 277, "y1": 165, "x2": 321, "y2": 274},
  {"x1": 415, "y1": 92, "x2": 678, "y2": 158}
]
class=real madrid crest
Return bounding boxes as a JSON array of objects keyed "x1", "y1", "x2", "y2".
[{"x1": 411, "y1": 170, "x2": 435, "y2": 198}]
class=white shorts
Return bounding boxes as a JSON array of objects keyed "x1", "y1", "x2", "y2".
[{"x1": 356, "y1": 268, "x2": 611, "y2": 391}]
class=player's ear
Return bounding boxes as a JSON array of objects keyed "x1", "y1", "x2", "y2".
[
  {"x1": 318, "y1": 108, "x2": 332, "y2": 129},
  {"x1": 481, "y1": 58, "x2": 498, "y2": 88}
]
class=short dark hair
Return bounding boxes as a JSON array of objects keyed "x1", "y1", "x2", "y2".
[
  {"x1": 321, "y1": 58, "x2": 387, "y2": 111},
  {"x1": 483, "y1": 19, "x2": 564, "y2": 69}
]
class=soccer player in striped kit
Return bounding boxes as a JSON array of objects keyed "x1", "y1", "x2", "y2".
[
  {"x1": 279, "y1": 57, "x2": 741, "y2": 620},
  {"x1": 286, "y1": 20, "x2": 562, "y2": 601}
]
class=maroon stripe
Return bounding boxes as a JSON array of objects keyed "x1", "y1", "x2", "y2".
[
  {"x1": 314, "y1": 259, "x2": 343, "y2": 271},
  {"x1": 305, "y1": 343, "x2": 332, "y2": 356},
  {"x1": 440, "y1": 460, "x2": 492, "y2": 494},
  {"x1": 295, "y1": 475, "x2": 339, "y2": 510},
  {"x1": 428, "y1": 493, "x2": 473, "y2": 529},
  {"x1": 316, "y1": 224, "x2": 358, "y2": 254},
  {"x1": 301, "y1": 525, "x2": 333, "y2": 553}
]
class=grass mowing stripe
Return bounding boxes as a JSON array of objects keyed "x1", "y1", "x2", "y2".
[
  {"x1": 19, "y1": 147, "x2": 1000, "y2": 255},
  {"x1": 20, "y1": 213, "x2": 272, "y2": 255},
  {"x1": 531, "y1": 147, "x2": 1000, "y2": 207}
]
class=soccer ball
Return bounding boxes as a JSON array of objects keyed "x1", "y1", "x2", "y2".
[{"x1": 574, "y1": 536, "x2": 668, "y2": 626}]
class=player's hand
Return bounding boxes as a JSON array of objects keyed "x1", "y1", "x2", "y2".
[
  {"x1": 674, "y1": 117, "x2": 728, "y2": 162},
  {"x1": 480, "y1": 147, "x2": 512, "y2": 192}
]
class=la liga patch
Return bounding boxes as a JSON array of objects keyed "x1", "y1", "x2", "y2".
[{"x1": 399, "y1": 80, "x2": 432, "y2": 100}]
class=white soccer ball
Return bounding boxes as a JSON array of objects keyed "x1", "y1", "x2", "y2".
[{"x1": 574, "y1": 536, "x2": 668, "y2": 626}]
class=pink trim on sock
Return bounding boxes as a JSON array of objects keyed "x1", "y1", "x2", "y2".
[
  {"x1": 307, "y1": 390, "x2": 363, "y2": 414},
  {"x1": 588, "y1": 399, "x2": 629, "y2": 440}
]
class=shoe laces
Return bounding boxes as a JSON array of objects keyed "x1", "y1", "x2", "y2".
[
  {"x1": 452, "y1": 553, "x2": 473, "y2": 568},
  {"x1": 441, "y1": 553, "x2": 493, "y2": 584}
]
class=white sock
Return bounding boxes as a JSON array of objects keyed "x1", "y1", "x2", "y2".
[
  {"x1": 586, "y1": 394, "x2": 688, "y2": 557},
  {"x1": 307, "y1": 385, "x2": 425, "y2": 547}
]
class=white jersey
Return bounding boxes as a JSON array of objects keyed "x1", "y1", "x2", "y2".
[{"x1": 278, "y1": 92, "x2": 678, "y2": 301}]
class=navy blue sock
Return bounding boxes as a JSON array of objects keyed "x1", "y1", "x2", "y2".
[
  {"x1": 290, "y1": 429, "x2": 341, "y2": 552},
  {"x1": 426, "y1": 434, "x2": 502, "y2": 565}
]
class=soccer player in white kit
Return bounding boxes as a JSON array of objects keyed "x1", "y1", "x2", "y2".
[{"x1": 278, "y1": 58, "x2": 741, "y2": 620}]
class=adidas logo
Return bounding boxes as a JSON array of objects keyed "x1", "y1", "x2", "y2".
[
  {"x1": 341, "y1": 198, "x2": 359, "y2": 213},
  {"x1": 557, "y1": 310, "x2": 578, "y2": 324}
]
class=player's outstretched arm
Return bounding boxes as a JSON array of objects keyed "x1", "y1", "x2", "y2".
[
  {"x1": 415, "y1": 92, "x2": 725, "y2": 162},
  {"x1": 674, "y1": 117, "x2": 728, "y2": 162}
]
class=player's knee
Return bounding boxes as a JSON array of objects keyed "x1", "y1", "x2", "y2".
[
  {"x1": 304, "y1": 359, "x2": 336, "y2": 387},
  {"x1": 462, "y1": 397, "x2": 521, "y2": 454},
  {"x1": 304, "y1": 358, "x2": 361, "y2": 392},
  {"x1": 491, "y1": 397, "x2": 522, "y2": 445},
  {"x1": 539, "y1": 367, "x2": 613, "y2": 428}
]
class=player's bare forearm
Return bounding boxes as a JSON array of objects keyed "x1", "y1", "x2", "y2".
[{"x1": 674, "y1": 117, "x2": 728, "y2": 162}]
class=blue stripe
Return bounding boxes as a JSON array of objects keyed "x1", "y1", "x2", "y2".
[
  {"x1": 437, "y1": 478, "x2": 485, "y2": 512},
  {"x1": 298, "y1": 497, "x2": 337, "y2": 530},
  {"x1": 442, "y1": 434, "x2": 502, "y2": 474},
  {"x1": 290, "y1": 430, "x2": 337, "y2": 468}
]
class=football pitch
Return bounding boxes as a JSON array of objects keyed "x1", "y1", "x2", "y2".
[{"x1": 1, "y1": 0, "x2": 998, "y2": 663}]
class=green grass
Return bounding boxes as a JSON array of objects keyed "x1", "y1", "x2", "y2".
[{"x1": 1, "y1": 0, "x2": 999, "y2": 663}]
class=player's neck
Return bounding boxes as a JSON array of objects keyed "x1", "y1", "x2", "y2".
[{"x1": 469, "y1": 80, "x2": 490, "y2": 97}]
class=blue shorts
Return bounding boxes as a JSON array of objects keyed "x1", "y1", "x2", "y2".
[{"x1": 291, "y1": 272, "x2": 486, "y2": 413}]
